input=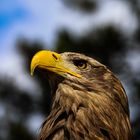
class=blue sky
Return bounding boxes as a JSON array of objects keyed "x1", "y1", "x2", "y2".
[
  {"x1": 0, "y1": 0, "x2": 30, "y2": 51},
  {"x1": 0, "y1": 6, "x2": 28, "y2": 29},
  {"x1": 0, "y1": 0, "x2": 30, "y2": 26}
]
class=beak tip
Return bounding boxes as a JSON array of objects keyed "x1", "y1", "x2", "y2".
[
  {"x1": 30, "y1": 72, "x2": 33, "y2": 76},
  {"x1": 30, "y1": 65, "x2": 35, "y2": 76},
  {"x1": 30, "y1": 64, "x2": 34, "y2": 76}
]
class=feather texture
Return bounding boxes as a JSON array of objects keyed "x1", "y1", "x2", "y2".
[{"x1": 31, "y1": 51, "x2": 132, "y2": 140}]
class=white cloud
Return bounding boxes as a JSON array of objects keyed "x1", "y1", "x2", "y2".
[
  {"x1": 21, "y1": 0, "x2": 137, "y2": 36},
  {"x1": 0, "y1": 52, "x2": 41, "y2": 96},
  {"x1": 26, "y1": 113, "x2": 44, "y2": 135},
  {"x1": 66, "y1": 0, "x2": 137, "y2": 34},
  {"x1": 126, "y1": 49, "x2": 140, "y2": 74}
]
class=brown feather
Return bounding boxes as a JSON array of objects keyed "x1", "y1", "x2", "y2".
[{"x1": 37, "y1": 52, "x2": 132, "y2": 140}]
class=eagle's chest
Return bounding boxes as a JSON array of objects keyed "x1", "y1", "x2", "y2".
[
  {"x1": 39, "y1": 107, "x2": 111, "y2": 140},
  {"x1": 39, "y1": 84, "x2": 131, "y2": 140}
]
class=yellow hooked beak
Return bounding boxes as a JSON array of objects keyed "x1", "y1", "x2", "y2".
[{"x1": 30, "y1": 50, "x2": 81, "y2": 78}]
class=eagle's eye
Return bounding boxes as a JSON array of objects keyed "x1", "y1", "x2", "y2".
[{"x1": 73, "y1": 60, "x2": 88, "y2": 69}]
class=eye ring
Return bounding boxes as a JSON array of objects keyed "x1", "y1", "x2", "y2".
[{"x1": 73, "y1": 60, "x2": 88, "y2": 69}]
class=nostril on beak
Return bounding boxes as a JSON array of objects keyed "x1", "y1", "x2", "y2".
[{"x1": 52, "y1": 53, "x2": 58, "y2": 60}]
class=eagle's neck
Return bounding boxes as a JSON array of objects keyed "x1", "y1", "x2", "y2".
[{"x1": 39, "y1": 80, "x2": 132, "y2": 140}]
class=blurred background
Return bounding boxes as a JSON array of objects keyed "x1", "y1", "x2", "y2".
[{"x1": 0, "y1": 0, "x2": 140, "y2": 139}]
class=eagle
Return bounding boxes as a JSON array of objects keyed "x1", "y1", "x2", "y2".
[{"x1": 30, "y1": 50, "x2": 132, "y2": 140}]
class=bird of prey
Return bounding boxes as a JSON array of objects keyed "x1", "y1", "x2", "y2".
[{"x1": 30, "y1": 50, "x2": 132, "y2": 140}]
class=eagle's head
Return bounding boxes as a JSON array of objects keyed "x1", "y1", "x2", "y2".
[{"x1": 31, "y1": 50, "x2": 132, "y2": 140}]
